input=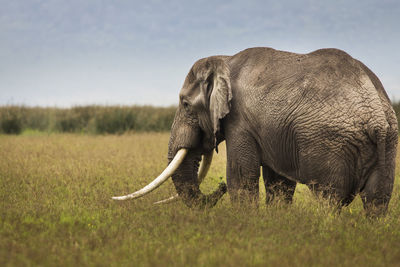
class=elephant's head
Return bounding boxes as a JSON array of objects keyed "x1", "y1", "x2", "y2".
[{"x1": 113, "y1": 56, "x2": 231, "y2": 208}]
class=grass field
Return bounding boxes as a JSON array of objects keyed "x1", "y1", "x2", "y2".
[{"x1": 1, "y1": 133, "x2": 400, "y2": 266}]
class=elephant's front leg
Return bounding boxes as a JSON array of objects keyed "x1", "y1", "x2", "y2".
[
  {"x1": 225, "y1": 134, "x2": 261, "y2": 206},
  {"x1": 262, "y1": 165, "x2": 296, "y2": 204}
]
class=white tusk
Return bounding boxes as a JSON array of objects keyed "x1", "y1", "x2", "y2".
[
  {"x1": 112, "y1": 149, "x2": 188, "y2": 200},
  {"x1": 198, "y1": 151, "x2": 213, "y2": 184},
  {"x1": 153, "y1": 151, "x2": 214, "y2": 205},
  {"x1": 153, "y1": 193, "x2": 179, "y2": 204}
]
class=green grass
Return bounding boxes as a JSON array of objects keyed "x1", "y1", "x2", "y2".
[{"x1": 1, "y1": 133, "x2": 400, "y2": 266}]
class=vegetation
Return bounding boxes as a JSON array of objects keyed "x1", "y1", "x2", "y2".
[
  {"x1": 0, "y1": 105, "x2": 177, "y2": 134},
  {"x1": 1, "y1": 102, "x2": 400, "y2": 135},
  {"x1": 392, "y1": 101, "x2": 400, "y2": 127},
  {"x1": 1, "y1": 133, "x2": 400, "y2": 266},
  {"x1": 0, "y1": 101, "x2": 399, "y2": 265}
]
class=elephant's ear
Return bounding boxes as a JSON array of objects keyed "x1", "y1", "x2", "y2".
[{"x1": 208, "y1": 58, "x2": 232, "y2": 140}]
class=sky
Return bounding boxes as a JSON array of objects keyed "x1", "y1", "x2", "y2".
[{"x1": 0, "y1": 0, "x2": 399, "y2": 107}]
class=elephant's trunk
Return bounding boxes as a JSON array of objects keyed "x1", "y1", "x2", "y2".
[
  {"x1": 169, "y1": 148, "x2": 226, "y2": 209},
  {"x1": 166, "y1": 108, "x2": 226, "y2": 209},
  {"x1": 153, "y1": 151, "x2": 214, "y2": 205}
]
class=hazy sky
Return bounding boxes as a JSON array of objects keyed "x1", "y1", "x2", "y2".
[{"x1": 1, "y1": 0, "x2": 399, "y2": 106}]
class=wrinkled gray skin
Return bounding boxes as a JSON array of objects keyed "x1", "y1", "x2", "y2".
[{"x1": 168, "y1": 47, "x2": 398, "y2": 216}]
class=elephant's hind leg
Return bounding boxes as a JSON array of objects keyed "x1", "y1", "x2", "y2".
[
  {"x1": 262, "y1": 166, "x2": 296, "y2": 204},
  {"x1": 360, "y1": 167, "x2": 394, "y2": 217},
  {"x1": 360, "y1": 129, "x2": 397, "y2": 217}
]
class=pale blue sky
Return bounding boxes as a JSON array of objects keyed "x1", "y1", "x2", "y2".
[{"x1": 0, "y1": 0, "x2": 399, "y2": 106}]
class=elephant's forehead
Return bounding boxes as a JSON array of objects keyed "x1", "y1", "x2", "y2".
[{"x1": 180, "y1": 82, "x2": 199, "y2": 99}]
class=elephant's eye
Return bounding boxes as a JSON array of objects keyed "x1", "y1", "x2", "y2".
[{"x1": 182, "y1": 100, "x2": 190, "y2": 110}]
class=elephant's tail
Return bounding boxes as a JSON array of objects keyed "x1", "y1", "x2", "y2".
[
  {"x1": 366, "y1": 118, "x2": 389, "y2": 171},
  {"x1": 375, "y1": 128, "x2": 387, "y2": 172},
  {"x1": 366, "y1": 113, "x2": 397, "y2": 179}
]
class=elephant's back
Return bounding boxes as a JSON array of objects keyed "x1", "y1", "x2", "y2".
[
  {"x1": 229, "y1": 47, "x2": 378, "y2": 95},
  {"x1": 229, "y1": 47, "x2": 389, "y2": 126}
]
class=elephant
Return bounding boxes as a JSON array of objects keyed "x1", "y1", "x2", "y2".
[{"x1": 113, "y1": 47, "x2": 398, "y2": 216}]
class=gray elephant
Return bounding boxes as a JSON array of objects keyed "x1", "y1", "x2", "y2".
[{"x1": 113, "y1": 47, "x2": 398, "y2": 216}]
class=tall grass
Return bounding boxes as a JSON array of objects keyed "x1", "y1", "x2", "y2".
[
  {"x1": 1, "y1": 133, "x2": 400, "y2": 266},
  {"x1": 1, "y1": 101, "x2": 399, "y2": 135},
  {"x1": 392, "y1": 101, "x2": 400, "y2": 127},
  {"x1": 0, "y1": 105, "x2": 177, "y2": 134}
]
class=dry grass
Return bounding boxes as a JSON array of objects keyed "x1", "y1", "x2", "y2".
[{"x1": 1, "y1": 133, "x2": 400, "y2": 266}]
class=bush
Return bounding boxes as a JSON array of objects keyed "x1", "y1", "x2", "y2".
[
  {"x1": 392, "y1": 101, "x2": 400, "y2": 128},
  {"x1": 0, "y1": 106, "x2": 23, "y2": 134},
  {"x1": 94, "y1": 107, "x2": 137, "y2": 134},
  {"x1": 0, "y1": 105, "x2": 177, "y2": 134},
  {"x1": 1, "y1": 102, "x2": 399, "y2": 135}
]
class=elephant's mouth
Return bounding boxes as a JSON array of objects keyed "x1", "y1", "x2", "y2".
[{"x1": 112, "y1": 148, "x2": 227, "y2": 208}]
